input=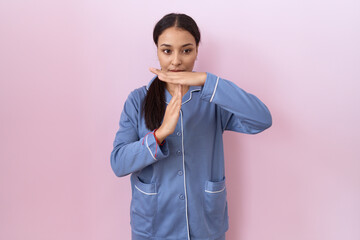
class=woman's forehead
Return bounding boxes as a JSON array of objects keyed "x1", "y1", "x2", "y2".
[{"x1": 158, "y1": 27, "x2": 196, "y2": 46}]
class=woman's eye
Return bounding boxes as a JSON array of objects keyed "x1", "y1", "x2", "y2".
[
  {"x1": 183, "y1": 49, "x2": 192, "y2": 54},
  {"x1": 163, "y1": 49, "x2": 171, "y2": 54}
]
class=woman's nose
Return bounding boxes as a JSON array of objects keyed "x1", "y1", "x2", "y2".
[{"x1": 171, "y1": 53, "x2": 182, "y2": 66}]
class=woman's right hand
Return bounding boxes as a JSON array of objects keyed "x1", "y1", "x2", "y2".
[{"x1": 154, "y1": 85, "x2": 182, "y2": 144}]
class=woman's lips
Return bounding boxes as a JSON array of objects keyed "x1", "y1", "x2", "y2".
[{"x1": 169, "y1": 70, "x2": 185, "y2": 72}]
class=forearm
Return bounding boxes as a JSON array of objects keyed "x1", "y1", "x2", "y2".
[
  {"x1": 200, "y1": 72, "x2": 272, "y2": 133},
  {"x1": 111, "y1": 132, "x2": 169, "y2": 177}
]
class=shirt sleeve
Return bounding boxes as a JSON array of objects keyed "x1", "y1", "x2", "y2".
[
  {"x1": 199, "y1": 72, "x2": 272, "y2": 134},
  {"x1": 110, "y1": 90, "x2": 169, "y2": 177}
]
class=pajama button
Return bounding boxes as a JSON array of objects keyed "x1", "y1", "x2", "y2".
[
  {"x1": 179, "y1": 194, "x2": 185, "y2": 200},
  {"x1": 176, "y1": 150, "x2": 181, "y2": 156},
  {"x1": 177, "y1": 170, "x2": 183, "y2": 176},
  {"x1": 176, "y1": 132, "x2": 181, "y2": 136}
]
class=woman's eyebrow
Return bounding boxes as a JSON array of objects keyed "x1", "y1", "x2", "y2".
[{"x1": 159, "y1": 43, "x2": 194, "y2": 47}]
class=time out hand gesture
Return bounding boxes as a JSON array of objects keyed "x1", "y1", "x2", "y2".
[
  {"x1": 149, "y1": 68, "x2": 207, "y2": 86},
  {"x1": 154, "y1": 84, "x2": 182, "y2": 143},
  {"x1": 150, "y1": 68, "x2": 207, "y2": 143}
]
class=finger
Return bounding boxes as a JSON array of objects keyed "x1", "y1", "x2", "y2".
[
  {"x1": 168, "y1": 92, "x2": 177, "y2": 105},
  {"x1": 157, "y1": 71, "x2": 181, "y2": 84},
  {"x1": 177, "y1": 85, "x2": 182, "y2": 97},
  {"x1": 171, "y1": 85, "x2": 180, "y2": 97},
  {"x1": 166, "y1": 73, "x2": 187, "y2": 85},
  {"x1": 167, "y1": 87, "x2": 180, "y2": 108},
  {"x1": 157, "y1": 73, "x2": 170, "y2": 83},
  {"x1": 168, "y1": 91, "x2": 180, "y2": 107},
  {"x1": 175, "y1": 85, "x2": 182, "y2": 106},
  {"x1": 149, "y1": 67, "x2": 161, "y2": 75}
]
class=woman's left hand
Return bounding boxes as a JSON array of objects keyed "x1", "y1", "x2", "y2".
[{"x1": 149, "y1": 68, "x2": 207, "y2": 86}]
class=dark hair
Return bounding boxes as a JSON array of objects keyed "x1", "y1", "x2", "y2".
[{"x1": 143, "y1": 13, "x2": 201, "y2": 130}]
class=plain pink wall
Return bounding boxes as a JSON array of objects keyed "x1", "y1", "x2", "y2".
[{"x1": 1, "y1": 0, "x2": 359, "y2": 240}]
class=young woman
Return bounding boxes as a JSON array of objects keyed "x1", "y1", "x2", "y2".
[{"x1": 110, "y1": 13, "x2": 272, "y2": 240}]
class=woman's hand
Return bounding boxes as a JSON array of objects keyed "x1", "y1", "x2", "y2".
[
  {"x1": 154, "y1": 84, "x2": 182, "y2": 143},
  {"x1": 149, "y1": 68, "x2": 207, "y2": 86}
]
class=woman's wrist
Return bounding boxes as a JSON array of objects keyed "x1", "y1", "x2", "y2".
[
  {"x1": 196, "y1": 72, "x2": 207, "y2": 86},
  {"x1": 154, "y1": 127, "x2": 168, "y2": 144}
]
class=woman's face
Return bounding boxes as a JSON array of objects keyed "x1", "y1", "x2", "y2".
[{"x1": 157, "y1": 27, "x2": 198, "y2": 72}]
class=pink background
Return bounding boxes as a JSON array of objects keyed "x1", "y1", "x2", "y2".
[{"x1": 1, "y1": 0, "x2": 359, "y2": 239}]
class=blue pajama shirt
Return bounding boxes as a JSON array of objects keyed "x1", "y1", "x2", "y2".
[{"x1": 110, "y1": 72, "x2": 272, "y2": 240}]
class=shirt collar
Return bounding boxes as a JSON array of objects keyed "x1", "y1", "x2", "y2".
[{"x1": 146, "y1": 76, "x2": 201, "y2": 105}]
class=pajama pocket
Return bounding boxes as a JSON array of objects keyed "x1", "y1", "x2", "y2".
[
  {"x1": 130, "y1": 174, "x2": 158, "y2": 236},
  {"x1": 204, "y1": 177, "x2": 228, "y2": 235}
]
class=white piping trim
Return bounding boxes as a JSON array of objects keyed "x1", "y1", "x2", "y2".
[
  {"x1": 180, "y1": 110, "x2": 191, "y2": 240},
  {"x1": 205, "y1": 187, "x2": 226, "y2": 194},
  {"x1": 135, "y1": 185, "x2": 157, "y2": 195},
  {"x1": 165, "y1": 89, "x2": 201, "y2": 105},
  {"x1": 145, "y1": 134, "x2": 157, "y2": 160},
  {"x1": 209, "y1": 76, "x2": 219, "y2": 103},
  {"x1": 181, "y1": 89, "x2": 201, "y2": 105}
]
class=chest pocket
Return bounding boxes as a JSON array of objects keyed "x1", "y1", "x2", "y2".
[{"x1": 130, "y1": 174, "x2": 158, "y2": 235}]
